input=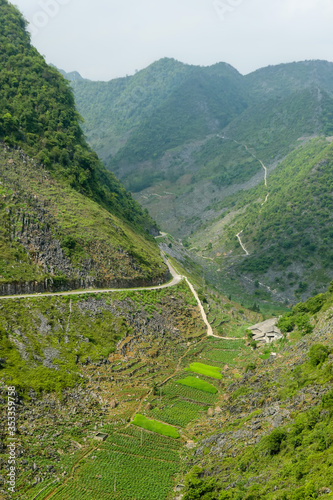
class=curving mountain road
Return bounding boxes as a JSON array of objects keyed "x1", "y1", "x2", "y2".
[
  {"x1": 0, "y1": 258, "x2": 182, "y2": 301},
  {"x1": 0, "y1": 245, "x2": 242, "y2": 340}
]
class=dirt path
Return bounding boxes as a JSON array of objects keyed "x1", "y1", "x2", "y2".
[
  {"x1": 183, "y1": 277, "x2": 213, "y2": 336},
  {"x1": 208, "y1": 333, "x2": 244, "y2": 340},
  {"x1": 261, "y1": 192, "x2": 270, "y2": 206},
  {"x1": 217, "y1": 135, "x2": 269, "y2": 255},
  {"x1": 236, "y1": 230, "x2": 249, "y2": 256},
  {"x1": 235, "y1": 140, "x2": 268, "y2": 188},
  {"x1": 43, "y1": 445, "x2": 99, "y2": 500}
]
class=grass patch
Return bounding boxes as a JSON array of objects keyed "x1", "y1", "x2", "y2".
[
  {"x1": 187, "y1": 362, "x2": 222, "y2": 379},
  {"x1": 177, "y1": 376, "x2": 218, "y2": 394},
  {"x1": 132, "y1": 414, "x2": 180, "y2": 439}
]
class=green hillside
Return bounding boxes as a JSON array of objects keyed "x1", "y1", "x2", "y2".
[
  {"x1": 0, "y1": 145, "x2": 167, "y2": 291},
  {"x1": 181, "y1": 285, "x2": 333, "y2": 499},
  {"x1": 187, "y1": 138, "x2": 333, "y2": 304},
  {"x1": 65, "y1": 59, "x2": 333, "y2": 242},
  {"x1": 63, "y1": 53, "x2": 333, "y2": 304},
  {"x1": 64, "y1": 58, "x2": 248, "y2": 165},
  {"x1": 246, "y1": 59, "x2": 333, "y2": 100},
  {"x1": 0, "y1": 0, "x2": 167, "y2": 291},
  {"x1": 0, "y1": 0, "x2": 158, "y2": 235}
]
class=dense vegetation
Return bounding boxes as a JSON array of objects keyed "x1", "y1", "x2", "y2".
[
  {"x1": 0, "y1": 0, "x2": 157, "y2": 234},
  {"x1": 229, "y1": 139, "x2": 333, "y2": 298},
  {"x1": 187, "y1": 137, "x2": 333, "y2": 303},
  {"x1": 65, "y1": 59, "x2": 248, "y2": 165},
  {"x1": 277, "y1": 283, "x2": 333, "y2": 335},
  {"x1": 65, "y1": 58, "x2": 333, "y2": 247}
]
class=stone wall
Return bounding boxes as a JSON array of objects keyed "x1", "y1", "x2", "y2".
[{"x1": 0, "y1": 269, "x2": 171, "y2": 296}]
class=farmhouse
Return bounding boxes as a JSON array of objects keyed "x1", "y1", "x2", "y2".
[{"x1": 248, "y1": 318, "x2": 283, "y2": 345}]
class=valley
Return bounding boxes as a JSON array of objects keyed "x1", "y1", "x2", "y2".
[
  {"x1": 65, "y1": 58, "x2": 333, "y2": 304},
  {"x1": 1, "y1": 1, "x2": 333, "y2": 499}
]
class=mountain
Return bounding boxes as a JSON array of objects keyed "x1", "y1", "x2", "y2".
[
  {"x1": 0, "y1": 0, "x2": 167, "y2": 293},
  {"x1": 65, "y1": 58, "x2": 333, "y2": 303},
  {"x1": 2, "y1": 3, "x2": 333, "y2": 499},
  {"x1": 62, "y1": 58, "x2": 248, "y2": 163},
  {"x1": 187, "y1": 137, "x2": 333, "y2": 304},
  {"x1": 246, "y1": 59, "x2": 333, "y2": 101},
  {"x1": 65, "y1": 59, "x2": 333, "y2": 233}
]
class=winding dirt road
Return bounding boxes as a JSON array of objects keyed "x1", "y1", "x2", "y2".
[
  {"x1": 0, "y1": 254, "x2": 215, "y2": 336},
  {"x1": 0, "y1": 260, "x2": 182, "y2": 301},
  {"x1": 0, "y1": 244, "x2": 240, "y2": 341},
  {"x1": 217, "y1": 135, "x2": 269, "y2": 255}
]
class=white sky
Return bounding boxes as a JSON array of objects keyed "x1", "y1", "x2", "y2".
[{"x1": 11, "y1": 0, "x2": 333, "y2": 81}]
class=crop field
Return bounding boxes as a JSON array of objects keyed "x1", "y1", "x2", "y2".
[
  {"x1": 45, "y1": 428, "x2": 181, "y2": 500},
  {"x1": 206, "y1": 338, "x2": 245, "y2": 350},
  {"x1": 177, "y1": 376, "x2": 218, "y2": 394},
  {"x1": 187, "y1": 362, "x2": 223, "y2": 379},
  {"x1": 160, "y1": 379, "x2": 218, "y2": 404},
  {"x1": 204, "y1": 349, "x2": 240, "y2": 365},
  {"x1": 133, "y1": 414, "x2": 180, "y2": 438},
  {"x1": 151, "y1": 400, "x2": 207, "y2": 427}
]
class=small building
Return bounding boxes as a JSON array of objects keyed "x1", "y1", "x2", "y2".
[
  {"x1": 248, "y1": 318, "x2": 283, "y2": 345},
  {"x1": 94, "y1": 432, "x2": 108, "y2": 442}
]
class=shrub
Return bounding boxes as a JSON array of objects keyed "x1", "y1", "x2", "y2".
[
  {"x1": 246, "y1": 329, "x2": 253, "y2": 340},
  {"x1": 309, "y1": 344, "x2": 329, "y2": 366},
  {"x1": 295, "y1": 313, "x2": 313, "y2": 335},
  {"x1": 277, "y1": 313, "x2": 294, "y2": 333},
  {"x1": 322, "y1": 389, "x2": 333, "y2": 408},
  {"x1": 265, "y1": 428, "x2": 286, "y2": 455}
]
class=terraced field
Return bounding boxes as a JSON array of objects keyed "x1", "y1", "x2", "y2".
[{"x1": 48, "y1": 427, "x2": 182, "y2": 500}]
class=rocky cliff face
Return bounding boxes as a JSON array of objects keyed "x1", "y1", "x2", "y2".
[{"x1": 0, "y1": 144, "x2": 169, "y2": 294}]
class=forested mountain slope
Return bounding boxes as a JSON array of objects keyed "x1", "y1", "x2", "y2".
[
  {"x1": 65, "y1": 60, "x2": 333, "y2": 241},
  {"x1": 0, "y1": 0, "x2": 167, "y2": 292},
  {"x1": 63, "y1": 58, "x2": 248, "y2": 165},
  {"x1": 188, "y1": 138, "x2": 333, "y2": 304}
]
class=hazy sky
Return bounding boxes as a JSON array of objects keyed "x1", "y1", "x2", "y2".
[{"x1": 11, "y1": 0, "x2": 333, "y2": 81}]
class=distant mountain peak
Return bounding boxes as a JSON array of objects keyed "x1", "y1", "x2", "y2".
[{"x1": 57, "y1": 68, "x2": 84, "y2": 81}]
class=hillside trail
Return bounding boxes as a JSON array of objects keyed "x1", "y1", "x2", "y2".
[
  {"x1": 43, "y1": 445, "x2": 99, "y2": 500},
  {"x1": 233, "y1": 140, "x2": 268, "y2": 187},
  {"x1": 0, "y1": 247, "x2": 242, "y2": 342},
  {"x1": 236, "y1": 230, "x2": 249, "y2": 256},
  {"x1": 217, "y1": 135, "x2": 269, "y2": 255}
]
